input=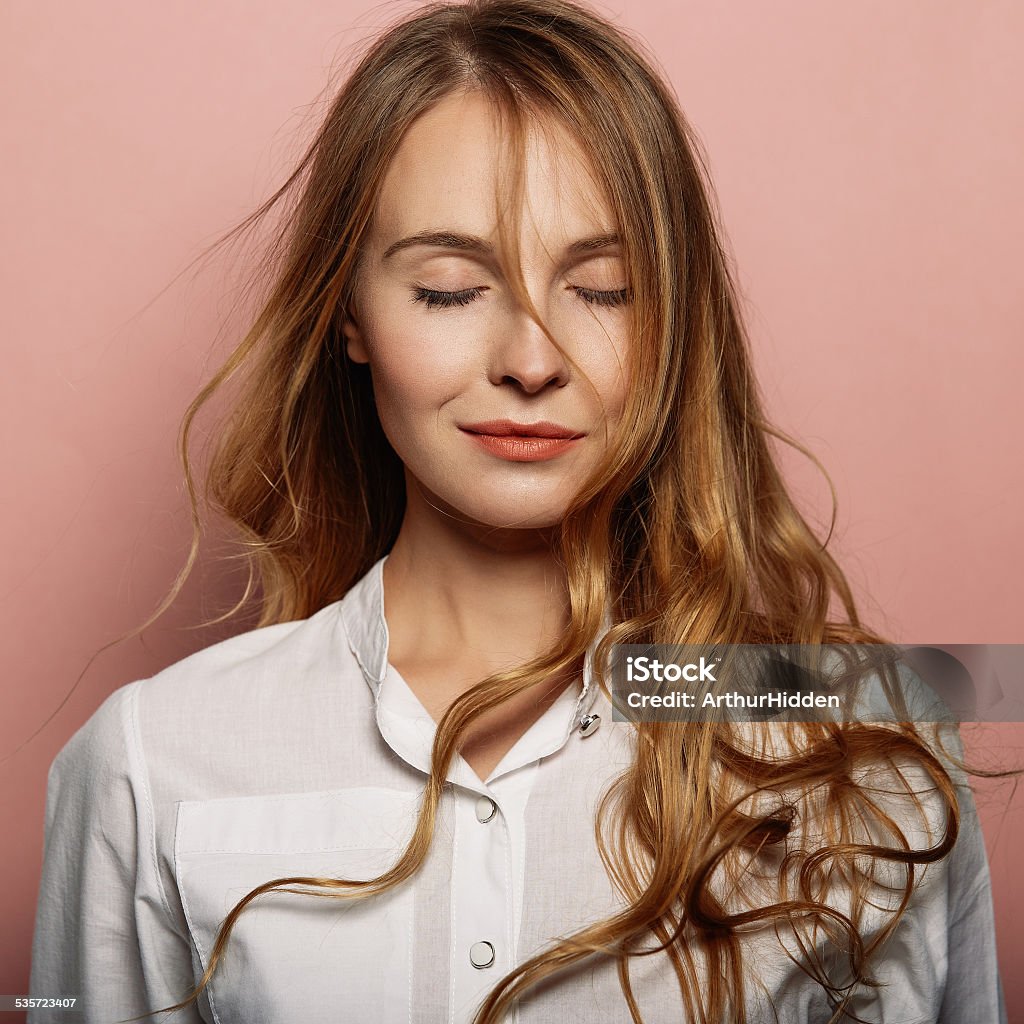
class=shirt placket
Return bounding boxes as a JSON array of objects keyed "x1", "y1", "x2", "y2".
[
  {"x1": 439, "y1": 690, "x2": 596, "y2": 1024},
  {"x1": 375, "y1": 665, "x2": 599, "y2": 1024},
  {"x1": 448, "y1": 771, "x2": 518, "y2": 1024}
]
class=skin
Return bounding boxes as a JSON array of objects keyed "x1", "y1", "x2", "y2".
[{"x1": 341, "y1": 87, "x2": 631, "y2": 781}]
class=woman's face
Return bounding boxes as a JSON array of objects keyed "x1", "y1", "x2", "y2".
[{"x1": 344, "y1": 88, "x2": 631, "y2": 532}]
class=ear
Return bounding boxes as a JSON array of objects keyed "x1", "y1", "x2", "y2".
[{"x1": 339, "y1": 300, "x2": 370, "y2": 365}]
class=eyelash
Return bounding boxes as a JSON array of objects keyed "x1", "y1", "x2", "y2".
[{"x1": 410, "y1": 285, "x2": 632, "y2": 310}]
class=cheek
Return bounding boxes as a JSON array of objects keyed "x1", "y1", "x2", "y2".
[
  {"x1": 581, "y1": 327, "x2": 632, "y2": 422},
  {"x1": 600, "y1": 372, "x2": 629, "y2": 428},
  {"x1": 362, "y1": 310, "x2": 473, "y2": 423}
]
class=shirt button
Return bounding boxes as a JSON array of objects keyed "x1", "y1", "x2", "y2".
[
  {"x1": 475, "y1": 795, "x2": 497, "y2": 823},
  {"x1": 469, "y1": 940, "x2": 495, "y2": 969}
]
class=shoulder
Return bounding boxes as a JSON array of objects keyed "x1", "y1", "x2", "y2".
[
  {"x1": 134, "y1": 599, "x2": 353, "y2": 718},
  {"x1": 51, "y1": 599, "x2": 359, "y2": 790},
  {"x1": 47, "y1": 682, "x2": 137, "y2": 795}
]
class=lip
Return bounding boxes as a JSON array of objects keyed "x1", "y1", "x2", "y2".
[
  {"x1": 458, "y1": 419, "x2": 585, "y2": 439},
  {"x1": 462, "y1": 433, "x2": 583, "y2": 462}
]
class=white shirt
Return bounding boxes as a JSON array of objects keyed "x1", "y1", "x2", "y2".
[{"x1": 28, "y1": 554, "x2": 1007, "y2": 1023}]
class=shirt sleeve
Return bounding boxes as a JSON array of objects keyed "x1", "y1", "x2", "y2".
[
  {"x1": 935, "y1": 732, "x2": 1007, "y2": 1024},
  {"x1": 27, "y1": 682, "x2": 204, "y2": 1024},
  {"x1": 838, "y1": 724, "x2": 1008, "y2": 1024}
]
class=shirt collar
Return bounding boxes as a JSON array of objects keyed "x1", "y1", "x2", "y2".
[{"x1": 339, "y1": 553, "x2": 608, "y2": 789}]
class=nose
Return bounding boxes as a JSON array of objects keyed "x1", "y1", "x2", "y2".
[{"x1": 487, "y1": 308, "x2": 570, "y2": 393}]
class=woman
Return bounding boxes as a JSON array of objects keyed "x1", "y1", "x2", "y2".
[{"x1": 28, "y1": 2, "x2": 1007, "y2": 1022}]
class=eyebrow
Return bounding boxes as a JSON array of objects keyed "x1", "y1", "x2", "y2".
[{"x1": 381, "y1": 230, "x2": 621, "y2": 261}]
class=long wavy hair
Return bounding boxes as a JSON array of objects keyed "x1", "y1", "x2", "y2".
[{"x1": 125, "y1": 2, "x2": 1001, "y2": 1022}]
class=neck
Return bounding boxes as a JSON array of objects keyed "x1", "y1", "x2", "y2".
[{"x1": 381, "y1": 483, "x2": 570, "y2": 679}]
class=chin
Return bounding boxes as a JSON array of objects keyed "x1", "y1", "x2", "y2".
[
  {"x1": 459, "y1": 498, "x2": 572, "y2": 531},
  {"x1": 407, "y1": 464, "x2": 584, "y2": 531},
  {"x1": 426, "y1": 487, "x2": 572, "y2": 530}
]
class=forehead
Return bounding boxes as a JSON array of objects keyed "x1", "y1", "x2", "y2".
[{"x1": 371, "y1": 88, "x2": 614, "y2": 246}]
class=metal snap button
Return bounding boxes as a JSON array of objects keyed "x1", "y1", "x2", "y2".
[
  {"x1": 469, "y1": 940, "x2": 495, "y2": 968},
  {"x1": 579, "y1": 713, "x2": 601, "y2": 737},
  {"x1": 475, "y1": 795, "x2": 497, "y2": 823}
]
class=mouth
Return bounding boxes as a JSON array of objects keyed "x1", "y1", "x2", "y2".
[
  {"x1": 458, "y1": 420, "x2": 586, "y2": 462},
  {"x1": 458, "y1": 419, "x2": 585, "y2": 440}
]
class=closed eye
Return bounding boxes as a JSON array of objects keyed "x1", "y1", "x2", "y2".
[
  {"x1": 410, "y1": 285, "x2": 632, "y2": 310},
  {"x1": 411, "y1": 286, "x2": 484, "y2": 309},
  {"x1": 573, "y1": 285, "x2": 632, "y2": 308}
]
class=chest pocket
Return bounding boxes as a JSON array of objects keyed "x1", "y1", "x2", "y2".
[{"x1": 174, "y1": 786, "x2": 420, "y2": 1024}]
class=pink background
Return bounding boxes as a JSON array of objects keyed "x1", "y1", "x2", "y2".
[{"x1": 3, "y1": 0, "x2": 1022, "y2": 1016}]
